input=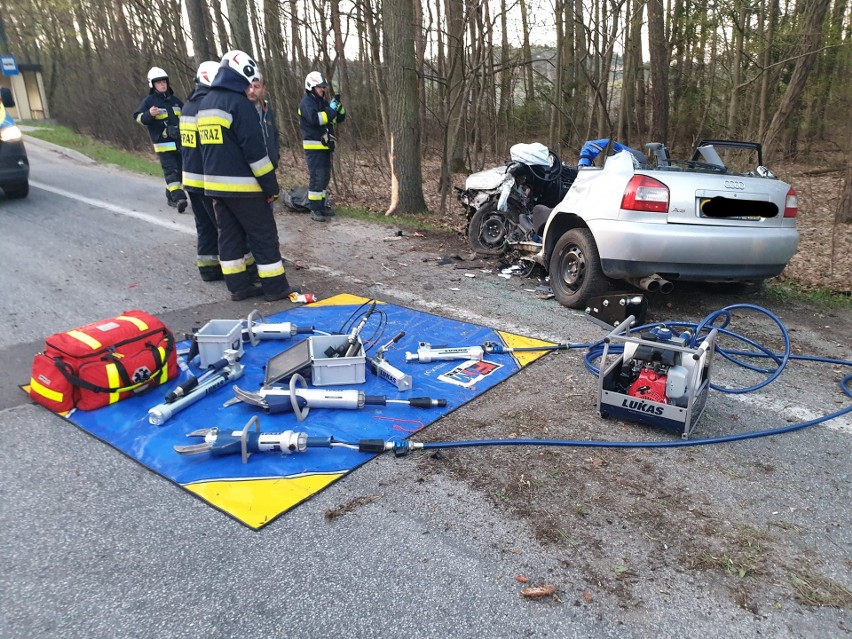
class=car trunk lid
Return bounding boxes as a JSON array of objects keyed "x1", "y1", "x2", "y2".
[{"x1": 660, "y1": 172, "x2": 791, "y2": 228}]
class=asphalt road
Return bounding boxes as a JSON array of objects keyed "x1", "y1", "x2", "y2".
[{"x1": 0, "y1": 138, "x2": 849, "y2": 638}]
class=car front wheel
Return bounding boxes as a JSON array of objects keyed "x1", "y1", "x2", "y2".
[
  {"x1": 468, "y1": 200, "x2": 509, "y2": 255},
  {"x1": 548, "y1": 228, "x2": 607, "y2": 308}
]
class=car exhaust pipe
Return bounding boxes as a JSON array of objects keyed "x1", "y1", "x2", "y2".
[
  {"x1": 657, "y1": 277, "x2": 674, "y2": 295},
  {"x1": 627, "y1": 274, "x2": 673, "y2": 294}
]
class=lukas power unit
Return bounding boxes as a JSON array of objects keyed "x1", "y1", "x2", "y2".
[{"x1": 597, "y1": 317, "x2": 718, "y2": 438}]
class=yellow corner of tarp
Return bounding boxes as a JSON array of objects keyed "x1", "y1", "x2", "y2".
[
  {"x1": 495, "y1": 330, "x2": 557, "y2": 367},
  {"x1": 183, "y1": 472, "x2": 345, "y2": 529},
  {"x1": 310, "y1": 293, "x2": 385, "y2": 307}
]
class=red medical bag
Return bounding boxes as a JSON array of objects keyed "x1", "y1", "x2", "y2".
[{"x1": 29, "y1": 310, "x2": 177, "y2": 412}]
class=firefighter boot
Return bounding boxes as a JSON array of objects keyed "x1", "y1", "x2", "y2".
[
  {"x1": 230, "y1": 283, "x2": 264, "y2": 301},
  {"x1": 263, "y1": 280, "x2": 299, "y2": 303}
]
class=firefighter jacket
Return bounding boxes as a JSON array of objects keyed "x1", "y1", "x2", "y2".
[
  {"x1": 298, "y1": 91, "x2": 346, "y2": 151},
  {"x1": 255, "y1": 99, "x2": 281, "y2": 169},
  {"x1": 197, "y1": 68, "x2": 279, "y2": 199},
  {"x1": 133, "y1": 86, "x2": 183, "y2": 153},
  {"x1": 179, "y1": 85, "x2": 210, "y2": 194}
]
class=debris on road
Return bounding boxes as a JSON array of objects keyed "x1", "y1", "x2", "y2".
[{"x1": 520, "y1": 584, "x2": 556, "y2": 599}]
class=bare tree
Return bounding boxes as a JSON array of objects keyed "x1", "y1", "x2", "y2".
[
  {"x1": 384, "y1": 0, "x2": 427, "y2": 214},
  {"x1": 186, "y1": 0, "x2": 213, "y2": 61},
  {"x1": 226, "y1": 0, "x2": 253, "y2": 52},
  {"x1": 762, "y1": 0, "x2": 832, "y2": 160},
  {"x1": 838, "y1": 152, "x2": 852, "y2": 224},
  {"x1": 646, "y1": 0, "x2": 669, "y2": 143}
]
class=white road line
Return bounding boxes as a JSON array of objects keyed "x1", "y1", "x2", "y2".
[
  {"x1": 304, "y1": 263, "x2": 575, "y2": 342},
  {"x1": 728, "y1": 392, "x2": 852, "y2": 434},
  {"x1": 31, "y1": 181, "x2": 195, "y2": 236}
]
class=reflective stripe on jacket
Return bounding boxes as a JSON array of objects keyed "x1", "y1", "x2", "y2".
[
  {"x1": 298, "y1": 91, "x2": 343, "y2": 151},
  {"x1": 132, "y1": 88, "x2": 183, "y2": 151},
  {"x1": 179, "y1": 85, "x2": 210, "y2": 194},
  {"x1": 198, "y1": 67, "x2": 279, "y2": 199}
]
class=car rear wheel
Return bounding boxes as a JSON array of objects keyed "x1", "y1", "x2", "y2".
[
  {"x1": 549, "y1": 228, "x2": 607, "y2": 309},
  {"x1": 468, "y1": 200, "x2": 509, "y2": 255},
  {"x1": 4, "y1": 182, "x2": 29, "y2": 199}
]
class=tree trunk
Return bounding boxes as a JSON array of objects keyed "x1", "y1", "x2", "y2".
[
  {"x1": 186, "y1": 0, "x2": 213, "y2": 61},
  {"x1": 444, "y1": 0, "x2": 466, "y2": 173},
  {"x1": 497, "y1": 0, "x2": 511, "y2": 152},
  {"x1": 212, "y1": 3, "x2": 230, "y2": 53},
  {"x1": 837, "y1": 152, "x2": 852, "y2": 224},
  {"x1": 758, "y1": 0, "x2": 778, "y2": 138},
  {"x1": 519, "y1": 0, "x2": 535, "y2": 101},
  {"x1": 632, "y1": 1, "x2": 646, "y2": 140},
  {"x1": 646, "y1": 0, "x2": 669, "y2": 143},
  {"x1": 226, "y1": 0, "x2": 252, "y2": 54},
  {"x1": 762, "y1": 0, "x2": 831, "y2": 160},
  {"x1": 726, "y1": 3, "x2": 748, "y2": 136},
  {"x1": 384, "y1": 0, "x2": 427, "y2": 215},
  {"x1": 363, "y1": 0, "x2": 391, "y2": 145}
]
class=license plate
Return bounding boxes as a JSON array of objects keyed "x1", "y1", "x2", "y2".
[{"x1": 698, "y1": 197, "x2": 762, "y2": 220}]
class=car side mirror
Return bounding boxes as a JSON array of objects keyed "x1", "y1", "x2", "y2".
[{"x1": 0, "y1": 87, "x2": 15, "y2": 108}]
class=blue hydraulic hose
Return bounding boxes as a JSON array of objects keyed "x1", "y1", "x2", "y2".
[
  {"x1": 409, "y1": 305, "x2": 852, "y2": 452},
  {"x1": 416, "y1": 375, "x2": 852, "y2": 451}
]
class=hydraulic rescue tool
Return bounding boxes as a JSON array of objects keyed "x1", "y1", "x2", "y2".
[
  {"x1": 405, "y1": 343, "x2": 485, "y2": 363},
  {"x1": 174, "y1": 416, "x2": 335, "y2": 463},
  {"x1": 164, "y1": 349, "x2": 241, "y2": 403},
  {"x1": 242, "y1": 310, "x2": 314, "y2": 346},
  {"x1": 367, "y1": 331, "x2": 412, "y2": 391},
  {"x1": 148, "y1": 350, "x2": 244, "y2": 426},
  {"x1": 229, "y1": 373, "x2": 446, "y2": 421},
  {"x1": 406, "y1": 341, "x2": 571, "y2": 363}
]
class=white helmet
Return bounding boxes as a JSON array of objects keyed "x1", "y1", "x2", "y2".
[
  {"x1": 220, "y1": 50, "x2": 260, "y2": 85},
  {"x1": 147, "y1": 67, "x2": 169, "y2": 88},
  {"x1": 305, "y1": 71, "x2": 328, "y2": 92},
  {"x1": 195, "y1": 60, "x2": 220, "y2": 87}
]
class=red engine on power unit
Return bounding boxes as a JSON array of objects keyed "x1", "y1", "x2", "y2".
[{"x1": 627, "y1": 368, "x2": 669, "y2": 404}]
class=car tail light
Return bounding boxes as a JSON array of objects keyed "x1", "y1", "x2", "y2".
[
  {"x1": 621, "y1": 175, "x2": 669, "y2": 213},
  {"x1": 783, "y1": 187, "x2": 798, "y2": 218}
]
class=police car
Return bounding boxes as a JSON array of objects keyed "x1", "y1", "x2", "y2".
[{"x1": 0, "y1": 86, "x2": 29, "y2": 199}]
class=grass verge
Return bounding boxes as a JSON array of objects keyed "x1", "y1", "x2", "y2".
[
  {"x1": 22, "y1": 122, "x2": 162, "y2": 177},
  {"x1": 767, "y1": 280, "x2": 852, "y2": 309},
  {"x1": 334, "y1": 206, "x2": 453, "y2": 232}
]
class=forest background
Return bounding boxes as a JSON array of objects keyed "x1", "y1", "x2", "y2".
[{"x1": 1, "y1": 0, "x2": 850, "y2": 292}]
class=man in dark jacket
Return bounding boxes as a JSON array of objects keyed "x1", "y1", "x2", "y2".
[
  {"x1": 298, "y1": 71, "x2": 346, "y2": 222},
  {"x1": 179, "y1": 60, "x2": 222, "y2": 282},
  {"x1": 133, "y1": 66, "x2": 188, "y2": 212},
  {"x1": 198, "y1": 50, "x2": 294, "y2": 302},
  {"x1": 248, "y1": 74, "x2": 280, "y2": 170}
]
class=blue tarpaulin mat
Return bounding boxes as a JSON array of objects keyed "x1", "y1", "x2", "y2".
[{"x1": 33, "y1": 294, "x2": 555, "y2": 528}]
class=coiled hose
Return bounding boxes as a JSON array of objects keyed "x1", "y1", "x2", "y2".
[{"x1": 413, "y1": 304, "x2": 852, "y2": 451}]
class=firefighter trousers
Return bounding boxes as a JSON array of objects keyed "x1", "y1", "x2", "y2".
[
  {"x1": 212, "y1": 196, "x2": 289, "y2": 296},
  {"x1": 305, "y1": 150, "x2": 331, "y2": 212},
  {"x1": 158, "y1": 150, "x2": 187, "y2": 204},
  {"x1": 188, "y1": 191, "x2": 221, "y2": 281}
]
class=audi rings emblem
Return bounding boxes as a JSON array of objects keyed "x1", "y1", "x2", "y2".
[{"x1": 724, "y1": 180, "x2": 745, "y2": 190}]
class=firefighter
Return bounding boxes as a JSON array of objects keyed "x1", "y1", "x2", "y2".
[
  {"x1": 298, "y1": 71, "x2": 346, "y2": 222},
  {"x1": 179, "y1": 60, "x2": 223, "y2": 282},
  {"x1": 133, "y1": 67, "x2": 188, "y2": 212},
  {"x1": 198, "y1": 50, "x2": 294, "y2": 302}
]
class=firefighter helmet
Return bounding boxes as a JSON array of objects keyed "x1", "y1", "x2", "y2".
[
  {"x1": 195, "y1": 60, "x2": 220, "y2": 87},
  {"x1": 220, "y1": 50, "x2": 260, "y2": 86},
  {"x1": 147, "y1": 67, "x2": 169, "y2": 88},
  {"x1": 304, "y1": 71, "x2": 328, "y2": 92}
]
